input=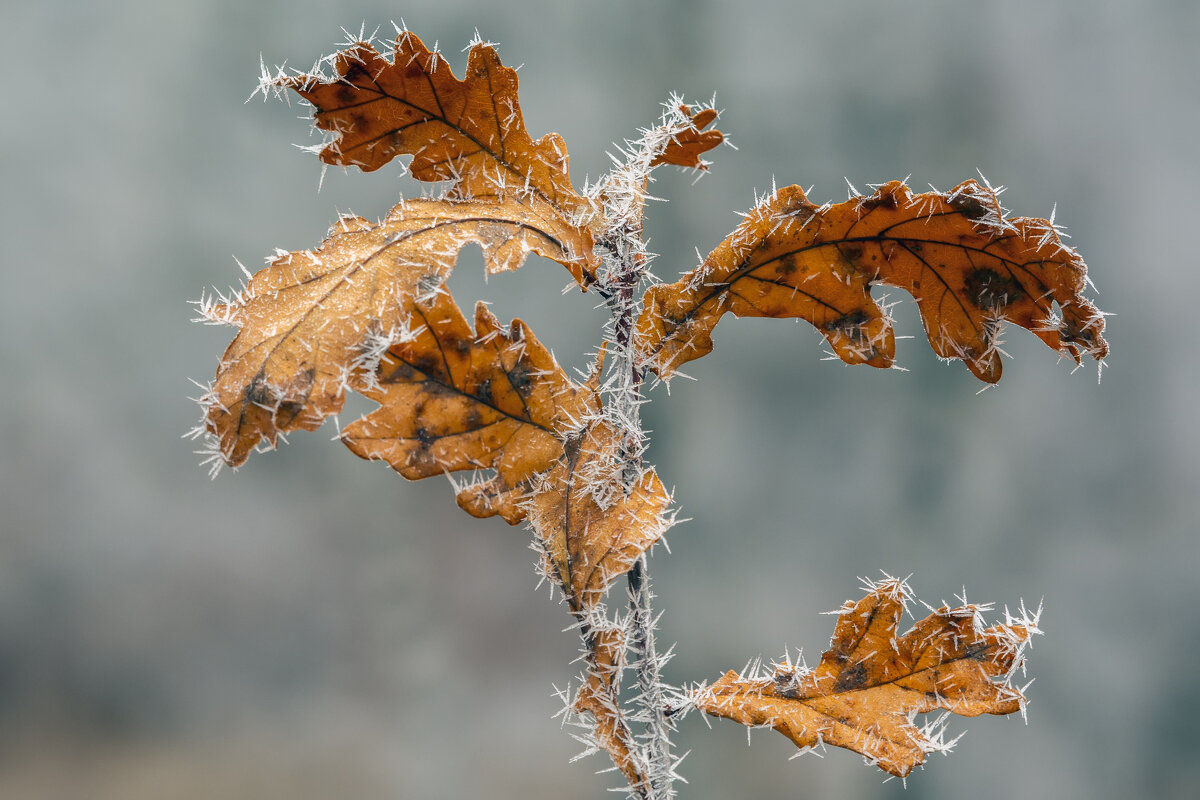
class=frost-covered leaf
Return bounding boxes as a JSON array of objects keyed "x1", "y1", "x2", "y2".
[
  {"x1": 276, "y1": 30, "x2": 598, "y2": 284},
  {"x1": 637, "y1": 180, "x2": 1108, "y2": 382},
  {"x1": 340, "y1": 290, "x2": 599, "y2": 524},
  {"x1": 203, "y1": 197, "x2": 587, "y2": 468},
  {"x1": 573, "y1": 626, "x2": 647, "y2": 790},
  {"x1": 649, "y1": 106, "x2": 724, "y2": 171},
  {"x1": 692, "y1": 578, "x2": 1037, "y2": 777},
  {"x1": 527, "y1": 421, "x2": 671, "y2": 612}
]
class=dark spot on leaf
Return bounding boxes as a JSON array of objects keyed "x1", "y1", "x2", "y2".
[
  {"x1": 965, "y1": 268, "x2": 1023, "y2": 311},
  {"x1": 773, "y1": 672, "x2": 801, "y2": 699},
  {"x1": 839, "y1": 243, "x2": 864, "y2": 264},
  {"x1": 966, "y1": 644, "x2": 990, "y2": 661},
  {"x1": 784, "y1": 200, "x2": 815, "y2": 223},
  {"x1": 276, "y1": 399, "x2": 305, "y2": 425},
  {"x1": 474, "y1": 377, "x2": 493, "y2": 404},
  {"x1": 859, "y1": 192, "x2": 899, "y2": 211},
  {"x1": 276, "y1": 369, "x2": 315, "y2": 425},
  {"x1": 245, "y1": 374, "x2": 276, "y2": 407},
  {"x1": 336, "y1": 85, "x2": 357, "y2": 104},
  {"x1": 775, "y1": 257, "x2": 798, "y2": 277},
  {"x1": 342, "y1": 60, "x2": 371, "y2": 84},
  {"x1": 382, "y1": 360, "x2": 420, "y2": 383},
  {"x1": 506, "y1": 363, "x2": 534, "y2": 396},
  {"x1": 825, "y1": 310, "x2": 869, "y2": 343},
  {"x1": 951, "y1": 195, "x2": 990, "y2": 221},
  {"x1": 1059, "y1": 315, "x2": 1096, "y2": 346},
  {"x1": 411, "y1": 353, "x2": 442, "y2": 376},
  {"x1": 835, "y1": 662, "x2": 869, "y2": 692},
  {"x1": 414, "y1": 427, "x2": 434, "y2": 448},
  {"x1": 441, "y1": 334, "x2": 470, "y2": 356},
  {"x1": 561, "y1": 430, "x2": 584, "y2": 464}
]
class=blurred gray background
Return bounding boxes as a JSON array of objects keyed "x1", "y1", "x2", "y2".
[{"x1": 1, "y1": 1, "x2": 1196, "y2": 798}]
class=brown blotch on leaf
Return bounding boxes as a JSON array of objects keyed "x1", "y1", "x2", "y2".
[
  {"x1": 857, "y1": 189, "x2": 900, "y2": 211},
  {"x1": 948, "y1": 193, "x2": 991, "y2": 221},
  {"x1": 965, "y1": 267, "x2": 1023, "y2": 311}
]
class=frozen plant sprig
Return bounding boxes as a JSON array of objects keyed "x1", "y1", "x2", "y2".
[{"x1": 192, "y1": 27, "x2": 1106, "y2": 799}]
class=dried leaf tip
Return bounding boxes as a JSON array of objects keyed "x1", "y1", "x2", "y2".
[{"x1": 650, "y1": 102, "x2": 725, "y2": 171}]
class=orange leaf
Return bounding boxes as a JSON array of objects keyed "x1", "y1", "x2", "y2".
[
  {"x1": 693, "y1": 578, "x2": 1036, "y2": 777},
  {"x1": 527, "y1": 421, "x2": 671, "y2": 612},
  {"x1": 574, "y1": 626, "x2": 646, "y2": 790},
  {"x1": 277, "y1": 31, "x2": 598, "y2": 284},
  {"x1": 637, "y1": 179, "x2": 1108, "y2": 382},
  {"x1": 202, "y1": 196, "x2": 589, "y2": 468},
  {"x1": 650, "y1": 106, "x2": 724, "y2": 171},
  {"x1": 340, "y1": 290, "x2": 599, "y2": 524}
]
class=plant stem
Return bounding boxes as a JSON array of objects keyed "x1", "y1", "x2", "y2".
[
  {"x1": 589, "y1": 104, "x2": 707, "y2": 797},
  {"x1": 603, "y1": 223, "x2": 674, "y2": 799},
  {"x1": 627, "y1": 555, "x2": 672, "y2": 796}
]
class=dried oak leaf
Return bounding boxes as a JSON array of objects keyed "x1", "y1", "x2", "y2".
[
  {"x1": 527, "y1": 421, "x2": 671, "y2": 611},
  {"x1": 650, "y1": 106, "x2": 724, "y2": 170},
  {"x1": 637, "y1": 179, "x2": 1108, "y2": 382},
  {"x1": 276, "y1": 30, "x2": 598, "y2": 285},
  {"x1": 339, "y1": 289, "x2": 599, "y2": 524},
  {"x1": 693, "y1": 578, "x2": 1035, "y2": 777},
  {"x1": 574, "y1": 626, "x2": 646, "y2": 790},
  {"x1": 204, "y1": 197, "x2": 586, "y2": 468}
]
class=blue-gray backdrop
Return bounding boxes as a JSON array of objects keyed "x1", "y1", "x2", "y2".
[{"x1": 1, "y1": 1, "x2": 1195, "y2": 797}]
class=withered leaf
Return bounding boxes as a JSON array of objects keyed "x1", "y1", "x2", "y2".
[
  {"x1": 205, "y1": 196, "x2": 589, "y2": 468},
  {"x1": 278, "y1": 31, "x2": 598, "y2": 284},
  {"x1": 527, "y1": 421, "x2": 670, "y2": 611},
  {"x1": 650, "y1": 106, "x2": 724, "y2": 171},
  {"x1": 340, "y1": 290, "x2": 599, "y2": 524},
  {"x1": 693, "y1": 578, "x2": 1034, "y2": 777},
  {"x1": 637, "y1": 179, "x2": 1108, "y2": 382},
  {"x1": 575, "y1": 626, "x2": 646, "y2": 790}
]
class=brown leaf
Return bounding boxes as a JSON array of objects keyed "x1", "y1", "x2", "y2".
[
  {"x1": 277, "y1": 31, "x2": 598, "y2": 284},
  {"x1": 637, "y1": 179, "x2": 1108, "y2": 382},
  {"x1": 650, "y1": 106, "x2": 724, "y2": 170},
  {"x1": 204, "y1": 196, "x2": 589, "y2": 468},
  {"x1": 527, "y1": 421, "x2": 671, "y2": 611},
  {"x1": 339, "y1": 290, "x2": 599, "y2": 524},
  {"x1": 575, "y1": 626, "x2": 646, "y2": 790},
  {"x1": 693, "y1": 578, "x2": 1035, "y2": 777}
]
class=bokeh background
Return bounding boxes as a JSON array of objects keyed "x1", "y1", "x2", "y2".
[{"x1": 2, "y1": 1, "x2": 1196, "y2": 798}]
